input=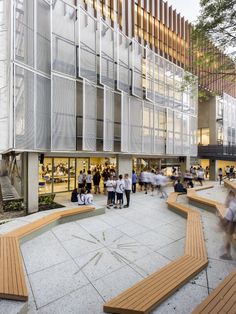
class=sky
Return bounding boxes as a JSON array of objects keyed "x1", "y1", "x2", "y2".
[{"x1": 167, "y1": 0, "x2": 201, "y2": 23}]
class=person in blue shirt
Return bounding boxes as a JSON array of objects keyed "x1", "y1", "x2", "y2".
[{"x1": 132, "y1": 170, "x2": 137, "y2": 193}]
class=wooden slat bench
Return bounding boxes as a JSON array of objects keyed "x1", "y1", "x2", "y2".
[
  {"x1": 0, "y1": 236, "x2": 28, "y2": 301},
  {"x1": 224, "y1": 179, "x2": 236, "y2": 192},
  {"x1": 104, "y1": 190, "x2": 208, "y2": 314},
  {"x1": 193, "y1": 268, "x2": 236, "y2": 314},
  {"x1": 0, "y1": 205, "x2": 95, "y2": 301}
]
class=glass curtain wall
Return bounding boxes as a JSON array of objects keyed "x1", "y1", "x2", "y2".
[{"x1": 223, "y1": 93, "x2": 236, "y2": 146}]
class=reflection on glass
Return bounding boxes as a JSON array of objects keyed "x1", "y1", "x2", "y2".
[
  {"x1": 53, "y1": 158, "x2": 69, "y2": 193},
  {"x1": 38, "y1": 157, "x2": 53, "y2": 194}
]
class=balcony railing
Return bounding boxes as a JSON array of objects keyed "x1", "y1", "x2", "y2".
[{"x1": 198, "y1": 144, "x2": 236, "y2": 160}]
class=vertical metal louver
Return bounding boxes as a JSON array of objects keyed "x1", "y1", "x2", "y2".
[
  {"x1": 132, "y1": 39, "x2": 144, "y2": 99},
  {"x1": 37, "y1": 0, "x2": 51, "y2": 74},
  {"x1": 103, "y1": 87, "x2": 114, "y2": 152},
  {"x1": 52, "y1": 0, "x2": 76, "y2": 77},
  {"x1": 78, "y1": 7, "x2": 97, "y2": 83},
  {"x1": 145, "y1": 47, "x2": 154, "y2": 103},
  {"x1": 130, "y1": 96, "x2": 143, "y2": 153},
  {"x1": 83, "y1": 79, "x2": 97, "y2": 151},
  {"x1": 143, "y1": 101, "x2": 154, "y2": 154},
  {"x1": 117, "y1": 31, "x2": 130, "y2": 94},
  {"x1": 51, "y1": 75, "x2": 76, "y2": 151},
  {"x1": 14, "y1": 66, "x2": 35, "y2": 149},
  {"x1": 121, "y1": 92, "x2": 129, "y2": 152},
  {"x1": 154, "y1": 106, "x2": 166, "y2": 155},
  {"x1": 100, "y1": 20, "x2": 115, "y2": 89},
  {"x1": 36, "y1": 75, "x2": 51, "y2": 149},
  {"x1": 15, "y1": 0, "x2": 34, "y2": 67},
  {"x1": 166, "y1": 109, "x2": 174, "y2": 155}
]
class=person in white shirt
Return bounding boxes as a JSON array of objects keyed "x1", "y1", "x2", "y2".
[
  {"x1": 106, "y1": 176, "x2": 116, "y2": 208},
  {"x1": 115, "y1": 175, "x2": 125, "y2": 209},
  {"x1": 84, "y1": 193, "x2": 94, "y2": 205},
  {"x1": 220, "y1": 190, "x2": 236, "y2": 260},
  {"x1": 124, "y1": 174, "x2": 132, "y2": 208},
  {"x1": 142, "y1": 170, "x2": 149, "y2": 194},
  {"x1": 78, "y1": 188, "x2": 86, "y2": 205},
  {"x1": 78, "y1": 171, "x2": 84, "y2": 190},
  {"x1": 160, "y1": 173, "x2": 168, "y2": 199}
]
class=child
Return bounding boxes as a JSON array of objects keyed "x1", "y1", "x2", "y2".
[
  {"x1": 78, "y1": 188, "x2": 86, "y2": 205},
  {"x1": 115, "y1": 175, "x2": 125, "y2": 209}
]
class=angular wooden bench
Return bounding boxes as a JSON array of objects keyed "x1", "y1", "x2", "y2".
[
  {"x1": 224, "y1": 179, "x2": 236, "y2": 192},
  {"x1": 104, "y1": 191, "x2": 208, "y2": 314},
  {"x1": 0, "y1": 236, "x2": 28, "y2": 301},
  {"x1": 193, "y1": 268, "x2": 236, "y2": 314},
  {"x1": 0, "y1": 205, "x2": 95, "y2": 301}
]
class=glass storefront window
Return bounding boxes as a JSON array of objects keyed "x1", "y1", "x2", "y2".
[
  {"x1": 69, "y1": 158, "x2": 76, "y2": 191},
  {"x1": 53, "y1": 158, "x2": 69, "y2": 193},
  {"x1": 38, "y1": 157, "x2": 53, "y2": 194},
  {"x1": 76, "y1": 158, "x2": 89, "y2": 188}
]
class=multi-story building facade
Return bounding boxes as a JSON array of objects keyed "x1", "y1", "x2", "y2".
[{"x1": 0, "y1": 0, "x2": 234, "y2": 211}]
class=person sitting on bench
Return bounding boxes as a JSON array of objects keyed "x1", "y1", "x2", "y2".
[{"x1": 174, "y1": 179, "x2": 187, "y2": 193}]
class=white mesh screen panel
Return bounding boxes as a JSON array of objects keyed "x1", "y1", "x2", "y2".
[
  {"x1": 117, "y1": 31, "x2": 130, "y2": 94},
  {"x1": 52, "y1": 0, "x2": 76, "y2": 77},
  {"x1": 104, "y1": 87, "x2": 114, "y2": 151},
  {"x1": 174, "y1": 111, "x2": 183, "y2": 155},
  {"x1": 121, "y1": 92, "x2": 129, "y2": 152},
  {"x1": 130, "y1": 97, "x2": 143, "y2": 153},
  {"x1": 190, "y1": 115, "x2": 197, "y2": 156},
  {"x1": 174, "y1": 67, "x2": 183, "y2": 111},
  {"x1": 154, "y1": 106, "x2": 166, "y2": 154},
  {"x1": 154, "y1": 56, "x2": 165, "y2": 106},
  {"x1": 52, "y1": 75, "x2": 76, "y2": 151},
  {"x1": 132, "y1": 40, "x2": 143, "y2": 99},
  {"x1": 182, "y1": 114, "x2": 190, "y2": 155},
  {"x1": 15, "y1": 0, "x2": 34, "y2": 67},
  {"x1": 166, "y1": 61, "x2": 174, "y2": 108},
  {"x1": 14, "y1": 66, "x2": 35, "y2": 149},
  {"x1": 79, "y1": 8, "x2": 97, "y2": 83},
  {"x1": 145, "y1": 48, "x2": 154, "y2": 102},
  {"x1": 36, "y1": 75, "x2": 51, "y2": 149},
  {"x1": 100, "y1": 20, "x2": 115, "y2": 89},
  {"x1": 37, "y1": 0, "x2": 51, "y2": 74},
  {"x1": 166, "y1": 109, "x2": 174, "y2": 155},
  {"x1": 83, "y1": 79, "x2": 97, "y2": 151},
  {"x1": 143, "y1": 102, "x2": 154, "y2": 154}
]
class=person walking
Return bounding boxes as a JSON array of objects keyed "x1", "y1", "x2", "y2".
[
  {"x1": 124, "y1": 173, "x2": 132, "y2": 208},
  {"x1": 78, "y1": 170, "x2": 84, "y2": 190},
  {"x1": 132, "y1": 170, "x2": 137, "y2": 193},
  {"x1": 219, "y1": 190, "x2": 236, "y2": 260}
]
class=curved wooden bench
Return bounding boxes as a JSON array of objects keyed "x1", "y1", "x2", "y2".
[
  {"x1": 0, "y1": 205, "x2": 95, "y2": 301},
  {"x1": 103, "y1": 191, "x2": 208, "y2": 314},
  {"x1": 193, "y1": 268, "x2": 236, "y2": 314}
]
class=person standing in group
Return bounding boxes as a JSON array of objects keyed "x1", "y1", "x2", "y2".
[
  {"x1": 150, "y1": 170, "x2": 156, "y2": 196},
  {"x1": 197, "y1": 167, "x2": 204, "y2": 186},
  {"x1": 132, "y1": 170, "x2": 137, "y2": 193},
  {"x1": 142, "y1": 170, "x2": 149, "y2": 194},
  {"x1": 106, "y1": 175, "x2": 116, "y2": 208},
  {"x1": 219, "y1": 168, "x2": 223, "y2": 185},
  {"x1": 86, "y1": 170, "x2": 92, "y2": 193},
  {"x1": 115, "y1": 174, "x2": 125, "y2": 209},
  {"x1": 93, "y1": 170, "x2": 101, "y2": 194},
  {"x1": 124, "y1": 174, "x2": 132, "y2": 208},
  {"x1": 78, "y1": 170, "x2": 84, "y2": 190},
  {"x1": 139, "y1": 170, "x2": 144, "y2": 191}
]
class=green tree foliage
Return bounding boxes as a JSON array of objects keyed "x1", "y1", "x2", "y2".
[{"x1": 189, "y1": 0, "x2": 236, "y2": 101}]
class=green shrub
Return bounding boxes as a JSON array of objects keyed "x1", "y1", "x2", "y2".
[
  {"x1": 38, "y1": 194, "x2": 56, "y2": 206},
  {"x1": 3, "y1": 199, "x2": 24, "y2": 211}
]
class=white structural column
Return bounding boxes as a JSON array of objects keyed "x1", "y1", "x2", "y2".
[
  {"x1": 117, "y1": 155, "x2": 133, "y2": 177},
  {"x1": 180, "y1": 156, "x2": 191, "y2": 174},
  {"x1": 209, "y1": 159, "x2": 218, "y2": 181},
  {"x1": 27, "y1": 153, "x2": 39, "y2": 213}
]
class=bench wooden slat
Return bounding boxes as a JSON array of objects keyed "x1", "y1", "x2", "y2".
[
  {"x1": 193, "y1": 269, "x2": 236, "y2": 314},
  {"x1": 0, "y1": 237, "x2": 28, "y2": 301}
]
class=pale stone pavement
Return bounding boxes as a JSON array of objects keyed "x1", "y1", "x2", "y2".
[{"x1": 0, "y1": 182, "x2": 236, "y2": 314}]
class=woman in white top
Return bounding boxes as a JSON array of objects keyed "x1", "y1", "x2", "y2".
[{"x1": 78, "y1": 188, "x2": 86, "y2": 205}]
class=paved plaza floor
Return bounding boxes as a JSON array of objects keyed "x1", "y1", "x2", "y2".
[{"x1": 0, "y1": 182, "x2": 236, "y2": 314}]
